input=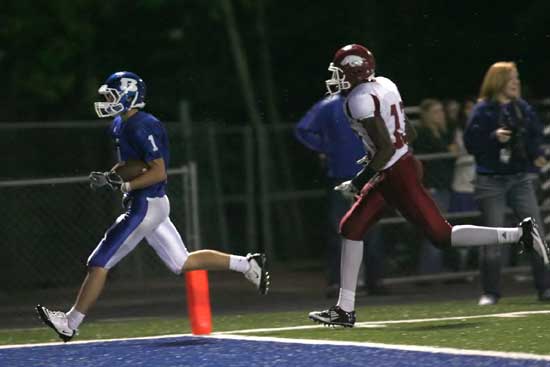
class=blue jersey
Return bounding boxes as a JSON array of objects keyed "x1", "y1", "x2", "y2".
[
  {"x1": 295, "y1": 94, "x2": 365, "y2": 179},
  {"x1": 109, "y1": 111, "x2": 170, "y2": 198}
]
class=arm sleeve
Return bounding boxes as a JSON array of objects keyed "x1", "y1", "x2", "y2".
[
  {"x1": 346, "y1": 92, "x2": 377, "y2": 121},
  {"x1": 294, "y1": 100, "x2": 327, "y2": 153},
  {"x1": 131, "y1": 123, "x2": 163, "y2": 163}
]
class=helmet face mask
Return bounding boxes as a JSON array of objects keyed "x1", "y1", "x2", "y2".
[
  {"x1": 94, "y1": 85, "x2": 125, "y2": 117},
  {"x1": 325, "y1": 44, "x2": 376, "y2": 95},
  {"x1": 94, "y1": 71, "x2": 146, "y2": 118},
  {"x1": 325, "y1": 63, "x2": 351, "y2": 95}
]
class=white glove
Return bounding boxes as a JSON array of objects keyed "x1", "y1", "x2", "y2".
[
  {"x1": 334, "y1": 180, "x2": 358, "y2": 198},
  {"x1": 89, "y1": 171, "x2": 130, "y2": 192},
  {"x1": 89, "y1": 171, "x2": 109, "y2": 190},
  {"x1": 356, "y1": 155, "x2": 371, "y2": 166}
]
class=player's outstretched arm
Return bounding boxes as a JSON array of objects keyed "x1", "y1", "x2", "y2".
[{"x1": 125, "y1": 158, "x2": 167, "y2": 192}]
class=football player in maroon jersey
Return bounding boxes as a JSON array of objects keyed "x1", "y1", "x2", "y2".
[{"x1": 309, "y1": 44, "x2": 550, "y2": 327}]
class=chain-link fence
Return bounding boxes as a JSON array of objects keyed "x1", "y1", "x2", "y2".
[
  {"x1": 0, "y1": 168, "x2": 192, "y2": 292},
  {"x1": 2, "y1": 101, "x2": 550, "y2": 294}
]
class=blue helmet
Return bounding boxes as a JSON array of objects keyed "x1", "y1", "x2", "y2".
[{"x1": 94, "y1": 71, "x2": 146, "y2": 118}]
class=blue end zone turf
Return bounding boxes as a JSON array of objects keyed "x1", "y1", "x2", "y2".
[{"x1": 1, "y1": 336, "x2": 548, "y2": 367}]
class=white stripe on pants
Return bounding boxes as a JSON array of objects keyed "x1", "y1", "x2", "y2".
[{"x1": 90, "y1": 195, "x2": 189, "y2": 273}]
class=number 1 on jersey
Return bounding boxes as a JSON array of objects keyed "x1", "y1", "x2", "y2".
[
  {"x1": 148, "y1": 135, "x2": 159, "y2": 152},
  {"x1": 390, "y1": 102, "x2": 405, "y2": 148}
]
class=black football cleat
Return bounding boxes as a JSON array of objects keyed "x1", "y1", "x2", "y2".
[
  {"x1": 244, "y1": 253, "x2": 270, "y2": 295},
  {"x1": 308, "y1": 305, "x2": 356, "y2": 327},
  {"x1": 519, "y1": 218, "x2": 550, "y2": 267}
]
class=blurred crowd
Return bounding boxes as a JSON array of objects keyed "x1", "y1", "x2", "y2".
[{"x1": 412, "y1": 97, "x2": 478, "y2": 278}]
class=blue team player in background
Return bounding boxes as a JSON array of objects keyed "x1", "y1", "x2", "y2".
[
  {"x1": 295, "y1": 94, "x2": 387, "y2": 297},
  {"x1": 36, "y1": 71, "x2": 269, "y2": 342}
]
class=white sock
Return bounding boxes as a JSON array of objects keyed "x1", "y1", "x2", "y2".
[
  {"x1": 337, "y1": 289, "x2": 356, "y2": 313},
  {"x1": 229, "y1": 255, "x2": 250, "y2": 273},
  {"x1": 336, "y1": 239, "x2": 363, "y2": 312},
  {"x1": 451, "y1": 225, "x2": 521, "y2": 247},
  {"x1": 66, "y1": 306, "x2": 85, "y2": 330}
]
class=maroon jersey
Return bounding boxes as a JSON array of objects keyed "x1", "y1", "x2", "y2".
[{"x1": 339, "y1": 78, "x2": 452, "y2": 247}]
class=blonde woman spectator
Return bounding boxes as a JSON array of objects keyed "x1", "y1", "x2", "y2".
[{"x1": 464, "y1": 62, "x2": 550, "y2": 305}]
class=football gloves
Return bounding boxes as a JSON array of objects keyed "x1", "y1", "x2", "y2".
[
  {"x1": 356, "y1": 155, "x2": 371, "y2": 166},
  {"x1": 89, "y1": 171, "x2": 124, "y2": 191},
  {"x1": 334, "y1": 180, "x2": 358, "y2": 198}
]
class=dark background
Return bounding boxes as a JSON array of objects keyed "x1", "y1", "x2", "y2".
[
  {"x1": 0, "y1": 0, "x2": 548, "y2": 293},
  {"x1": 1, "y1": 0, "x2": 549, "y2": 123}
]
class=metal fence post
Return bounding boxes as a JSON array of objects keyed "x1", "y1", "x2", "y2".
[
  {"x1": 255, "y1": 124, "x2": 274, "y2": 259},
  {"x1": 243, "y1": 126, "x2": 257, "y2": 253},
  {"x1": 179, "y1": 100, "x2": 193, "y2": 162},
  {"x1": 207, "y1": 127, "x2": 229, "y2": 251},
  {"x1": 189, "y1": 161, "x2": 201, "y2": 251}
]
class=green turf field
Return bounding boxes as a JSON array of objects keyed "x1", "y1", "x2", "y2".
[{"x1": 3, "y1": 296, "x2": 550, "y2": 355}]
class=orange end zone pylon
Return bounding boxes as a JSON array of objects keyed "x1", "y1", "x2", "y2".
[{"x1": 185, "y1": 270, "x2": 212, "y2": 335}]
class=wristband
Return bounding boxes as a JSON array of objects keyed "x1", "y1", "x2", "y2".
[
  {"x1": 121, "y1": 182, "x2": 132, "y2": 193},
  {"x1": 351, "y1": 166, "x2": 377, "y2": 190}
]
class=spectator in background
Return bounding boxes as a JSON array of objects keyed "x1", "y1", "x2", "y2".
[
  {"x1": 444, "y1": 99, "x2": 461, "y2": 132},
  {"x1": 450, "y1": 98, "x2": 478, "y2": 213},
  {"x1": 464, "y1": 61, "x2": 550, "y2": 305},
  {"x1": 449, "y1": 98, "x2": 478, "y2": 272},
  {"x1": 295, "y1": 94, "x2": 387, "y2": 297},
  {"x1": 413, "y1": 98, "x2": 457, "y2": 275}
]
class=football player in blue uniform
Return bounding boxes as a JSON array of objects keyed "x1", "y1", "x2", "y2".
[{"x1": 36, "y1": 71, "x2": 269, "y2": 342}]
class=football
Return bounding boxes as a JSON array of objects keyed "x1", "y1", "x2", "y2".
[{"x1": 115, "y1": 159, "x2": 149, "y2": 181}]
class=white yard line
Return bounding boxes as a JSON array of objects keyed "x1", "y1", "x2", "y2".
[
  {"x1": 354, "y1": 310, "x2": 550, "y2": 326},
  {"x1": 0, "y1": 332, "x2": 193, "y2": 350},
  {"x1": 208, "y1": 334, "x2": 550, "y2": 361},
  {"x1": 213, "y1": 310, "x2": 550, "y2": 335},
  {"x1": 1, "y1": 309, "x2": 550, "y2": 360}
]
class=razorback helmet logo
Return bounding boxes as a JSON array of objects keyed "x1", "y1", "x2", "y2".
[
  {"x1": 341, "y1": 55, "x2": 365, "y2": 67},
  {"x1": 325, "y1": 44, "x2": 376, "y2": 95}
]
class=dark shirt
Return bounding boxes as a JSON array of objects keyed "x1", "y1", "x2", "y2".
[
  {"x1": 413, "y1": 125, "x2": 455, "y2": 190},
  {"x1": 463, "y1": 99, "x2": 543, "y2": 175}
]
